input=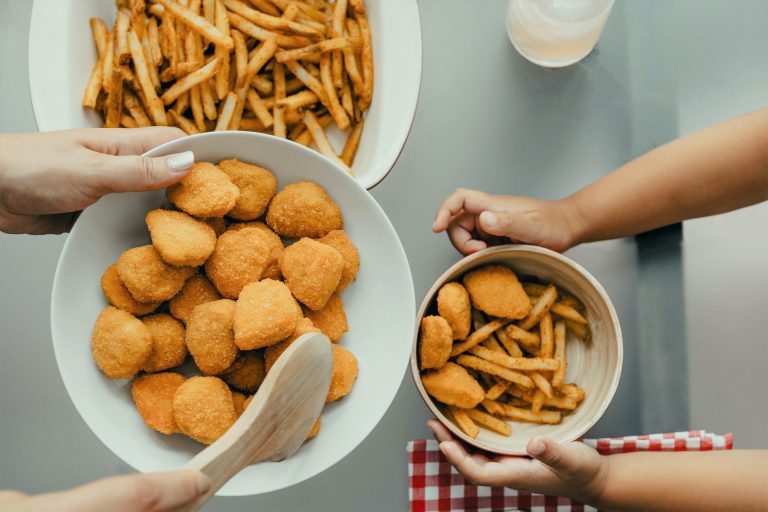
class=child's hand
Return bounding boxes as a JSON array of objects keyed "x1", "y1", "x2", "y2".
[
  {"x1": 427, "y1": 420, "x2": 608, "y2": 505},
  {"x1": 432, "y1": 189, "x2": 582, "y2": 255}
]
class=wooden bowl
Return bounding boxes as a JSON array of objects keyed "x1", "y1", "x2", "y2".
[{"x1": 410, "y1": 245, "x2": 622, "y2": 455}]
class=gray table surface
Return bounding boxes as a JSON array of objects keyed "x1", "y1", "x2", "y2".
[{"x1": 1, "y1": 1, "x2": 766, "y2": 510}]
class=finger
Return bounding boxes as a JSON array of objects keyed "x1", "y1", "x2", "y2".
[
  {"x1": 439, "y1": 441, "x2": 510, "y2": 487},
  {"x1": 433, "y1": 189, "x2": 493, "y2": 231},
  {"x1": 427, "y1": 419, "x2": 454, "y2": 443},
  {"x1": 478, "y1": 209, "x2": 539, "y2": 242},
  {"x1": 90, "y1": 150, "x2": 195, "y2": 194},
  {"x1": 526, "y1": 437, "x2": 587, "y2": 478},
  {"x1": 77, "y1": 127, "x2": 186, "y2": 156}
]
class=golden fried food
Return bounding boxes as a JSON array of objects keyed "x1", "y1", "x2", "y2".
[
  {"x1": 306, "y1": 417, "x2": 321, "y2": 440},
  {"x1": 317, "y1": 230, "x2": 360, "y2": 292},
  {"x1": 327, "y1": 344, "x2": 358, "y2": 403},
  {"x1": 302, "y1": 293, "x2": 348, "y2": 342},
  {"x1": 419, "y1": 316, "x2": 452, "y2": 370},
  {"x1": 203, "y1": 217, "x2": 228, "y2": 237},
  {"x1": 141, "y1": 314, "x2": 188, "y2": 373},
  {"x1": 222, "y1": 351, "x2": 266, "y2": 393},
  {"x1": 101, "y1": 264, "x2": 160, "y2": 316},
  {"x1": 226, "y1": 221, "x2": 284, "y2": 281},
  {"x1": 266, "y1": 181, "x2": 343, "y2": 238},
  {"x1": 166, "y1": 162, "x2": 240, "y2": 218},
  {"x1": 116, "y1": 245, "x2": 196, "y2": 303},
  {"x1": 169, "y1": 274, "x2": 222, "y2": 325},
  {"x1": 421, "y1": 362, "x2": 484, "y2": 409},
  {"x1": 463, "y1": 265, "x2": 531, "y2": 320},
  {"x1": 218, "y1": 159, "x2": 278, "y2": 221},
  {"x1": 280, "y1": 238, "x2": 343, "y2": 311},
  {"x1": 185, "y1": 299, "x2": 239, "y2": 375},
  {"x1": 264, "y1": 317, "x2": 321, "y2": 373},
  {"x1": 172, "y1": 376, "x2": 237, "y2": 445},
  {"x1": 91, "y1": 306, "x2": 153, "y2": 379},
  {"x1": 146, "y1": 209, "x2": 216, "y2": 267},
  {"x1": 234, "y1": 280, "x2": 299, "y2": 350},
  {"x1": 131, "y1": 372, "x2": 186, "y2": 435},
  {"x1": 437, "y1": 282, "x2": 471, "y2": 340},
  {"x1": 205, "y1": 228, "x2": 274, "y2": 299},
  {"x1": 232, "y1": 391, "x2": 248, "y2": 418}
]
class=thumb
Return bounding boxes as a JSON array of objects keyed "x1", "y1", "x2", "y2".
[
  {"x1": 477, "y1": 210, "x2": 531, "y2": 238},
  {"x1": 526, "y1": 437, "x2": 584, "y2": 477},
  {"x1": 93, "y1": 150, "x2": 195, "y2": 193}
]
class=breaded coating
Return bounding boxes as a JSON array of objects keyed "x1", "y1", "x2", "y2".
[
  {"x1": 437, "y1": 282, "x2": 471, "y2": 340},
  {"x1": 317, "y1": 230, "x2": 360, "y2": 292},
  {"x1": 306, "y1": 417, "x2": 321, "y2": 440},
  {"x1": 234, "y1": 280, "x2": 299, "y2": 350},
  {"x1": 227, "y1": 221, "x2": 284, "y2": 280},
  {"x1": 141, "y1": 314, "x2": 188, "y2": 373},
  {"x1": 169, "y1": 274, "x2": 221, "y2": 325},
  {"x1": 266, "y1": 181, "x2": 343, "y2": 238},
  {"x1": 131, "y1": 372, "x2": 185, "y2": 435},
  {"x1": 222, "y1": 350, "x2": 266, "y2": 392},
  {"x1": 421, "y1": 362, "x2": 484, "y2": 409},
  {"x1": 91, "y1": 306, "x2": 153, "y2": 379},
  {"x1": 419, "y1": 316, "x2": 452, "y2": 370},
  {"x1": 202, "y1": 217, "x2": 228, "y2": 237},
  {"x1": 101, "y1": 264, "x2": 161, "y2": 316},
  {"x1": 264, "y1": 317, "x2": 321, "y2": 372},
  {"x1": 116, "y1": 245, "x2": 196, "y2": 303},
  {"x1": 232, "y1": 391, "x2": 248, "y2": 418},
  {"x1": 280, "y1": 238, "x2": 343, "y2": 311},
  {"x1": 166, "y1": 162, "x2": 240, "y2": 217},
  {"x1": 302, "y1": 293, "x2": 348, "y2": 342},
  {"x1": 327, "y1": 344, "x2": 358, "y2": 403},
  {"x1": 218, "y1": 159, "x2": 278, "y2": 221},
  {"x1": 172, "y1": 376, "x2": 236, "y2": 445},
  {"x1": 205, "y1": 228, "x2": 273, "y2": 299},
  {"x1": 463, "y1": 265, "x2": 531, "y2": 320},
  {"x1": 185, "y1": 299, "x2": 239, "y2": 375},
  {"x1": 146, "y1": 209, "x2": 216, "y2": 267}
]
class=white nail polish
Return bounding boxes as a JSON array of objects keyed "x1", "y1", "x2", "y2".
[{"x1": 166, "y1": 151, "x2": 195, "y2": 173}]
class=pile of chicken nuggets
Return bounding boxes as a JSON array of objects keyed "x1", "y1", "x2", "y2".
[
  {"x1": 92, "y1": 158, "x2": 360, "y2": 447},
  {"x1": 418, "y1": 264, "x2": 591, "y2": 439}
]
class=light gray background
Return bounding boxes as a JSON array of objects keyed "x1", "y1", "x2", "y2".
[{"x1": 2, "y1": 1, "x2": 767, "y2": 511}]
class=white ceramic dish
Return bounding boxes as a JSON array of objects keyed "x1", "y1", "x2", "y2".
[
  {"x1": 51, "y1": 132, "x2": 415, "y2": 495},
  {"x1": 411, "y1": 245, "x2": 622, "y2": 455},
  {"x1": 28, "y1": 0, "x2": 422, "y2": 190}
]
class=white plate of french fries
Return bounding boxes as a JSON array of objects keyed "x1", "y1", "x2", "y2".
[
  {"x1": 412, "y1": 245, "x2": 622, "y2": 455},
  {"x1": 28, "y1": 0, "x2": 421, "y2": 189}
]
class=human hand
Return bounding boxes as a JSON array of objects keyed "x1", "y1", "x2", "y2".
[
  {"x1": 432, "y1": 189, "x2": 583, "y2": 255},
  {"x1": 0, "y1": 127, "x2": 194, "y2": 235},
  {"x1": 427, "y1": 420, "x2": 608, "y2": 505},
  {"x1": 0, "y1": 469, "x2": 209, "y2": 512}
]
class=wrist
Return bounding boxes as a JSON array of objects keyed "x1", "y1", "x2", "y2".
[
  {"x1": 556, "y1": 195, "x2": 589, "y2": 249},
  {"x1": 580, "y1": 454, "x2": 612, "y2": 509}
]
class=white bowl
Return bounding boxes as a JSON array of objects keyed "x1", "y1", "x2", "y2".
[
  {"x1": 51, "y1": 132, "x2": 415, "y2": 495},
  {"x1": 28, "y1": 0, "x2": 422, "y2": 190},
  {"x1": 411, "y1": 245, "x2": 622, "y2": 455}
]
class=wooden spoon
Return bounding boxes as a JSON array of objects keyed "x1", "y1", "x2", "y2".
[{"x1": 174, "y1": 332, "x2": 333, "y2": 511}]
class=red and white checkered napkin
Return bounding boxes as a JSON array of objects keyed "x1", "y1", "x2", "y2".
[{"x1": 408, "y1": 431, "x2": 733, "y2": 512}]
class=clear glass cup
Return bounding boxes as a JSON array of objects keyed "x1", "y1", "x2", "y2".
[{"x1": 506, "y1": 0, "x2": 615, "y2": 68}]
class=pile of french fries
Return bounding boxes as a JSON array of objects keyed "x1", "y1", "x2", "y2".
[
  {"x1": 426, "y1": 281, "x2": 591, "y2": 439},
  {"x1": 82, "y1": 0, "x2": 373, "y2": 172}
]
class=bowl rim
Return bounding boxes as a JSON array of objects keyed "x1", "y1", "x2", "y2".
[{"x1": 409, "y1": 244, "x2": 623, "y2": 455}]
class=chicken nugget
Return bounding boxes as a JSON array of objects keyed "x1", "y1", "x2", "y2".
[
  {"x1": 306, "y1": 417, "x2": 321, "y2": 440},
  {"x1": 91, "y1": 306, "x2": 153, "y2": 379},
  {"x1": 327, "y1": 344, "x2": 358, "y2": 403},
  {"x1": 234, "y1": 280, "x2": 299, "y2": 349},
  {"x1": 437, "y1": 282, "x2": 471, "y2": 340},
  {"x1": 205, "y1": 228, "x2": 273, "y2": 299},
  {"x1": 421, "y1": 362, "x2": 484, "y2": 409},
  {"x1": 101, "y1": 264, "x2": 161, "y2": 316},
  {"x1": 116, "y1": 245, "x2": 197, "y2": 303},
  {"x1": 264, "y1": 317, "x2": 321, "y2": 372},
  {"x1": 232, "y1": 391, "x2": 248, "y2": 417},
  {"x1": 202, "y1": 217, "x2": 228, "y2": 236},
  {"x1": 302, "y1": 293, "x2": 348, "y2": 342},
  {"x1": 419, "y1": 316, "x2": 452, "y2": 370},
  {"x1": 280, "y1": 238, "x2": 343, "y2": 311},
  {"x1": 142, "y1": 314, "x2": 188, "y2": 372},
  {"x1": 317, "y1": 230, "x2": 359, "y2": 292},
  {"x1": 222, "y1": 350, "x2": 266, "y2": 392},
  {"x1": 146, "y1": 209, "x2": 217, "y2": 267},
  {"x1": 169, "y1": 274, "x2": 221, "y2": 325},
  {"x1": 227, "y1": 221, "x2": 283, "y2": 280},
  {"x1": 185, "y1": 299, "x2": 239, "y2": 375},
  {"x1": 218, "y1": 159, "x2": 278, "y2": 221},
  {"x1": 462, "y1": 265, "x2": 531, "y2": 320},
  {"x1": 266, "y1": 181, "x2": 343, "y2": 238},
  {"x1": 166, "y1": 162, "x2": 240, "y2": 217},
  {"x1": 172, "y1": 376, "x2": 237, "y2": 444},
  {"x1": 131, "y1": 372, "x2": 186, "y2": 435}
]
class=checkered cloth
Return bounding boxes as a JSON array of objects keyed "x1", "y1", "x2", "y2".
[{"x1": 408, "y1": 431, "x2": 733, "y2": 512}]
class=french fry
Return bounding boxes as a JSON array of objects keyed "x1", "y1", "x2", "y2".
[
  {"x1": 149, "y1": 3, "x2": 165, "y2": 17},
  {"x1": 115, "y1": 9, "x2": 132, "y2": 64},
  {"x1": 522, "y1": 282, "x2": 548, "y2": 298},
  {"x1": 330, "y1": 0, "x2": 346, "y2": 87},
  {"x1": 481, "y1": 398, "x2": 504, "y2": 416},
  {"x1": 467, "y1": 346, "x2": 560, "y2": 372},
  {"x1": 102, "y1": 32, "x2": 115, "y2": 93},
  {"x1": 173, "y1": 90, "x2": 190, "y2": 115},
  {"x1": 446, "y1": 406, "x2": 479, "y2": 438},
  {"x1": 214, "y1": 91, "x2": 238, "y2": 130},
  {"x1": 340, "y1": 120, "x2": 363, "y2": 166},
  {"x1": 342, "y1": 19, "x2": 365, "y2": 94},
  {"x1": 147, "y1": 17, "x2": 163, "y2": 66},
  {"x1": 240, "y1": 117, "x2": 267, "y2": 131},
  {"x1": 528, "y1": 371, "x2": 553, "y2": 399},
  {"x1": 121, "y1": 114, "x2": 138, "y2": 128},
  {"x1": 465, "y1": 409, "x2": 511, "y2": 436},
  {"x1": 506, "y1": 398, "x2": 530, "y2": 407},
  {"x1": 495, "y1": 326, "x2": 524, "y2": 358},
  {"x1": 565, "y1": 320, "x2": 592, "y2": 343},
  {"x1": 340, "y1": 70, "x2": 354, "y2": 118},
  {"x1": 275, "y1": 37, "x2": 356, "y2": 63},
  {"x1": 82, "y1": 59, "x2": 104, "y2": 108},
  {"x1": 233, "y1": 30, "x2": 248, "y2": 88},
  {"x1": 252, "y1": 74, "x2": 273, "y2": 95},
  {"x1": 519, "y1": 284, "x2": 557, "y2": 330},
  {"x1": 276, "y1": 89, "x2": 318, "y2": 109},
  {"x1": 243, "y1": 37, "x2": 278, "y2": 81},
  {"x1": 539, "y1": 312, "x2": 554, "y2": 359},
  {"x1": 543, "y1": 394, "x2": 578, "y2": 410},
  {"x1": 303, "y1": 110, "x2": 349, "y2": 170},
  {"x1": 272, "y1": 60, "x2": 286, "y2": 137},
  {"x1": 250, "y1": 0, "x2": 282, "y2": 16},
  {"x1": 229, "y1": 96, "x2": 246, "y2": 130},
  {"x1": 124, "y1": 90, "x2": 152, "y2": 127},
  {"x1": 319, "y1": 52, "x2": 350, "y2": 129},
  {"x1": 161, "y1": 57, "x2": 220, "y2": 105},
  {"x1": 200, "y1": 80, "x2": 218, "y2": 119},
  {"x1": 246, "y1": 89, "x2": 274, "y2": 127},
  {"x1": 223, "y1": 0, "x2": 323, "y2": 37},
  {"x1": 284, "y1": 60, "x2": 330, "y2": 109},
  {"x1": 552, "y1": 320, "x2": 567, "y2": 388},
  {"x1": 498, "y1": 403, "x2": 561, "y2": 425},
  {"x1": 128, "y1": 29, "x2": 168, "y2": 125},
  {"x1": 293, "y1": 1, "x2": 325, "y2": 23},
  {"x1": 504, "y1": 324, "x2": 540, "y2": 351},
  {"x1": 105, "y1": 67, "x2": 124, "y2": 128},
  {"x1": 551, "y1": 302, "x2": 588, "y2": 325},
  {"x1": 450, "y1": 319, "x2": 509, "y2": 358},
  {"x1": 168, "y1": 109, "x2": 200, "y2": 134},
  {"x1": 353, "y1": 2, "x2": 373, "y2": 111},
  {"x1": 202, "y1": 0, "x2": 216, "y2": 24},
  {"x1": 131, "y1": 0, "x2": 147, "y2": 38},
  {"x1": 559, "y1": 293, "x2": 587, "y2": 314},
  {"x1": 560, "y1": 383, "x2": 586, "y2": 403},
  {"x1": 155, "y1": 0, "x2": 234, "y2": 49},
  {"x1": 141, "y1": 29, "x2": 162, "y2": 92},
  {"x1": 531, "y1": 389, "x2": 545, "y2": 414},
  {"x1": 294, "y1": 112, "x2": 332, "y2": 145},
  {"x1": 485, "y1": 381, "x2": 509, "y2": 401},
  {"x1": 190, "y1": 85, "x2": 206, "y2": 131},
  {"x1": 481, "y1": 334, "x2": 505, "y2": 354},
  {"x1": 456, "y1": 355, "x2": 534, "y2": 389},
  {"x1": 90, "y1": 18, "x2": 110, "y2": 58},
  {"x1": 227, "y1": 11, "x2": 277, "y2": 41}
]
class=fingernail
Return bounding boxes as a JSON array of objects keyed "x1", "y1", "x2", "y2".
[
  {"x1": 528, "y1": 439, "x2": 545, "y2": 456},
  {"x1": 483, "y1": 212, "x2": 497, "y2": 227},
  {"x1": 196, "y1": 472, "x2": 212, "y2": 495},
  {"x1": 166, "y1": 151, "x2": 195, "y2": 173}
]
